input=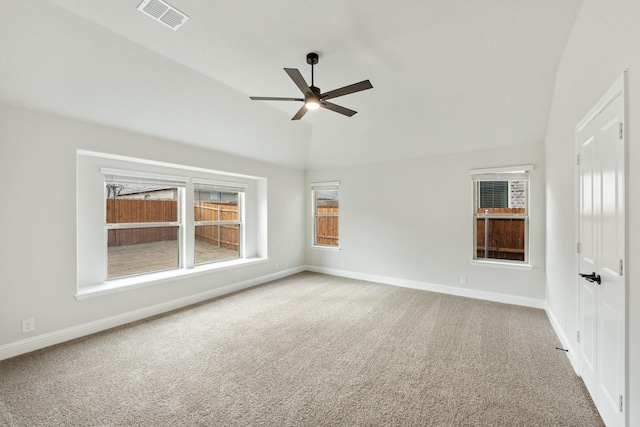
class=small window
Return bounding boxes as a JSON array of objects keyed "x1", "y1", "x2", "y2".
[
  {"x1": 194, "y1": 183, "x2": 243, "y2": 265},
  {"x1": 105, "y1": 174, "x2": 184, "y2": 279},
  {"x1": 311, "y1": 182, "x2": 340, "y2": 248},
  {"x1": 471, "y1": 166, "x2": 531, "y2": 263}
]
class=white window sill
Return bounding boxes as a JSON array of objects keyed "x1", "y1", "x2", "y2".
[
  {"x1": 76, "y1": 257, "x2": 268, "y2": 300},
  {"x1": 311, "y1": 245, "x2": 341, "y2": 252},
  {"x1": 470, "y1": 259, "x2": 534, "y2": 271}
]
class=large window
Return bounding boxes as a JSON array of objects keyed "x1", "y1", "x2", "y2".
[
  {"x1": 311, "y1": 182, "x2": 340, "y2": 248},
  {"x1": 471, "y1": 166, "x2": 531, "y2": 263},
  {"x1": 103, "y1": 173, "x2": 246, "y2": 280},
  {"x1": 77, "y1": 152, "x2": 265, "y2": 297}
]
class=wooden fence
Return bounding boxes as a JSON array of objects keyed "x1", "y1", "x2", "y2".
[
  {"x1": 194, "y1": 202, "x2": 239, "y2": 251},
  {"x1": 316, "y1": 206, "x2": 339, "y2": 246},
  {"x1": 107, "y1": 199, "x2": 177, "y2": 246},
  {"x1": 476, "y1": 207, "x2": 525, "y2": 261},
  {"x1": 106, "y1": 199, "x2": 238, "y2": 250}
]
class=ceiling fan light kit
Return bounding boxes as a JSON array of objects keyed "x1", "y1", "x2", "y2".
[{"x1": 250, "y1": 52, "x2": 373, "y2": 120}]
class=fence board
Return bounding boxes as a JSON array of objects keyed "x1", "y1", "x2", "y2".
[
  {"x1": 194, "y1": 202, "x2": 239, "y2": 250},
  {"x1": 316, "y1": 215, "x2": 339, "y2": 246},
  {"x1": 476, "y1": 217, "x2": 525, "y2": 261},
  {"x1": 107, "y1": 199, "x2": 177, "y2": 246}
]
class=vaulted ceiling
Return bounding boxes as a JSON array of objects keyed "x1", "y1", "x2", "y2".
[{"x1": 0, "y1": 0, "x2": 583, "y2": 169}]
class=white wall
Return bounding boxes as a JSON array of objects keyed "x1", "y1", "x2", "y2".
[
  {"x1": 0, "y1": 104, "x2": 305, "y2": 353},
  {"x1": 544, "y1": 0, "x2": 640, "y2": 424},
  {"x1": 307, "y1": 142, "x2": 546, "y2": 304}
]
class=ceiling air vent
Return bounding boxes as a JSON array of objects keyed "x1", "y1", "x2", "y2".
[{"x1": 137, "y1": 0, "x2": 188, "y2": 31}]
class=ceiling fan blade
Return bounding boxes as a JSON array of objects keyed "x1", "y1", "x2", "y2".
[
  {"x1": 291, "y1": 105, "x2": 308, "y2": 120},
  {"x1": 284, "y1": 68, "x2": 312, "y2": 95},
  {"x1": 250, "y1": 96, "x2": 303, "y2": 101},
  {"x1": 321, "y1": 80, "x2": 373, "y2": 101},
  {"x1": 321, "y1": 101, "x2": 357, "y2": 117}
]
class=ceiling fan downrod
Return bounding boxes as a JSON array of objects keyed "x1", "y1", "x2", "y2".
[{"x1": 306, "y1": 52, "x2": 319, "y2": 88}]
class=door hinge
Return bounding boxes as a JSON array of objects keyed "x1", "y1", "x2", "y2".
[
  {"x1": 577, "y1": 331, "x2": 581, "y2": 343},
  {"x1": 577, "y1": 242, "x2": 581, "y2": 254},
  {"x1": 576, "y1": 153, "x2": 580, "y2": 166},
  {"x1": 619, "y1": 259, "x2": 624, "y2": 276},
  {"x1": 620, "y1": 395, "x2": 624, "y2": 412},
  {"x1": 619, "y1": 123, "x2": 624, "y2": 140}
]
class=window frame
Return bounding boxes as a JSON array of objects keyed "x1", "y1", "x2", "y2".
[
  {"x1": 311, "y1": 181, "x2": 340, "y2": 250},
  {"x1": 77, "y1": 151, "x2": 266, "y2": 299},
  {"x1": 193, "y1": 180, "x2": 246, "y2": 266},
  {"x1": 470, "y1": 165, "x2": 532, "y2": 268},
  {"x1": 103, "y1": 170, "x2": 186, "y2": 279}
]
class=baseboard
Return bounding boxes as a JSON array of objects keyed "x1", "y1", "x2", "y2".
[
  {"x1": 545, "y1": 303, "x2": 578, "y2": 373},
  {"x1": 304, "y1": 265, "x2": 546, "y2": 309},
  {"x1": 0, "y1": 266, "x2": 304, "y2": 361}
]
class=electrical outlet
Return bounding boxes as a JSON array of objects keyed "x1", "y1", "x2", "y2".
[
  {"x1": 459, "y1": 276, "x2": 467, "y2": 285},
  {"x1": 274, "y1": 263, "x2": 279, "y2": 270},
  {"x1": 22, "y1": 318, "x2": 35, "y2": 334},
  {"x1": 340, "y1": 261, "x2": 346, "y2": 268}
]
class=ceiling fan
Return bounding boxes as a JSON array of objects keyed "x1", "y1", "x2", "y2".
[{"x1": 250, "y1": 52, "x2": 373, "y2": 120}]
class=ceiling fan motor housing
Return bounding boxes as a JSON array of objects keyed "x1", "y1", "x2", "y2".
[
  {"x1": 306, "y1": 52, "x2": 319, "y2": 65},
  {"x1": 309, "y1": 85, "x2": 321, "y2": 97}
]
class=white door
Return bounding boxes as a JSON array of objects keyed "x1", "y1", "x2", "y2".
[
  {"x1": 578, "y1": 117, "x2": 598, "y2": 400},
  {"x1": 577, "y1": 83, "x2": 626, "y2": 427}
]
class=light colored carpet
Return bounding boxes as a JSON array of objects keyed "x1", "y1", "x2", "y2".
[{"x1": 0, "y1": 272, "x2": 603, "y2": 426}]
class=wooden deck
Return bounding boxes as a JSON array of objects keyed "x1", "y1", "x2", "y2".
[{"x1": 108, "y1": 240, "x2": 238, "y2": 279}]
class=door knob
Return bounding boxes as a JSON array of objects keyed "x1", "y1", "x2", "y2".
[{"x1": 579, "y1": 272, "x2": 602, "y2": 285}]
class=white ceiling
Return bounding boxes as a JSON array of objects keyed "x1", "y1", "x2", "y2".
[{"x1": 0, "y1": 0, "x2": 583, "y2": 169}]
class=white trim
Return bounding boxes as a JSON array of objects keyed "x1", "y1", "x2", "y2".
[
  {"x1": 546, "y1": 303, "x2": 578, "y2": 374},
  {"x1": 78, "y1": 149, "x2": 261, "y2": 181},
  {"x1": 106, "y1": 222, "x2": 180, "y2": 229},
  {"x1": 469, "y1": 164, "x2": 533, "y2": 175},
  {"x1": 575, "y1": 73, "x2": 625, "y2": 132},
  {"x1": 310, "y1": 245, "x2": 341, "y2": 252},
  {"x1": 310, "y1": 180, "x2": 340, "y2": 189},
  {"x1": 77, "y1": 257, "x2": 268, "y2": 300},
  {"x1": 305, "y1": 265, "x2": 545, "y2": 309},
  {"x1": 100, "y1": 167, "x2": 188, "y2": 183},
  {"x1": 1, "y1": 266, "x2": 304, "y2": 361},
  {"x1": 193, "y1": 178, "x2": 248, "y2": 190},
  {"x1": 470, "y1": 259, "x2": 534, "y2": 271}
]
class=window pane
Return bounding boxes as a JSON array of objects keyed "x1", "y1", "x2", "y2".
[
  {"x1": 195, "y1": 225, "x2": 239, "y2": 264},
  {"x1": 478, "y1": 181, "x2": 508, "y2": 208},
  {"x1": 107, "y1": 227, "x2": 179, "y2": 279},
  {"x1": 315, "y1": 190, "x2": 339, "y2": 214},
  {"x1": 476, "y1": 217, "x2": 525, "y2": 261},
  {"x1": 194, "y1": 190, "x2": 239, "y2": 221},
  {"x1": 314, "y1": 189, "x2": 339, "y2": 247},
  {"x1": 316, "y1": 216, "x2": 339, "y2": 247},
  {"x1": 476, "y1": 181, "x2": 527, "y2": 212},
  {"x1": 106, "y1": 183, "x2": 178, "y2": 224}
]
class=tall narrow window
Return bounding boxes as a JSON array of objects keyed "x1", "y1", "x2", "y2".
[
  {"x1": 194, "y1": 181, "x2": 245, "y2": 265},
  {"x1": 312, "y1": 182, "x2": 340, "y2": 247},
  {"x1": 471, "y1": 166, "x2": 531, "y2": 263},
  {"x1": 104, "y1": 172, "x2": 185, "y2": 279}
]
